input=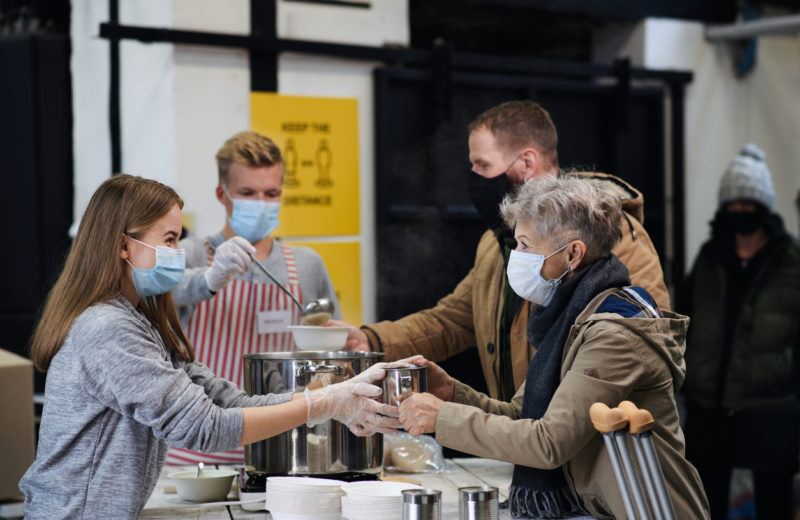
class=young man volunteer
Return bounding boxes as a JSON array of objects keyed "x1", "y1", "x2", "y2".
[
  {"x1": 336, "y1": 100, "x2": 668, "y2": 401},
  {"x1": 169, "y1": 130, "x2": 341, "y2": 465}
]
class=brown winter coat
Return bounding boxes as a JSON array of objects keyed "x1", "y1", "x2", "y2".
[
  {"x1": 362, "y1": 172, "x2": 669, "y2": 398},
  {"x1": 434, "y1": 289, "x2": 709, "y2": 519}
]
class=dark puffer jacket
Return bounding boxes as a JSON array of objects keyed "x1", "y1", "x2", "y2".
[{"x1": 683, "y1": 214, "x2": 800, "y2": 413}]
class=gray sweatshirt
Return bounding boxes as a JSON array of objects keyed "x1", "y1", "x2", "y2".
[
  {"x1": 173, "y1": 233, "x2": 342, "y2": 328},
  {"x1": 19, "y1": 295, "x2": 291, "y2": 519}
]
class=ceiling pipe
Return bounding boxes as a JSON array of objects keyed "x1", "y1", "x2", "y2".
[{"x1": 706, "y1": 13, "x2": 800, "y2": 41}]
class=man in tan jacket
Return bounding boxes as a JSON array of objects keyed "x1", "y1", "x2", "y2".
[{"x1": 338, "y1": 100, "x2": 669, "y2": 400}]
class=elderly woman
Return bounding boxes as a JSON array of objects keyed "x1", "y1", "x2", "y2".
[{"x1": 399, "y1": 176, "x2": 709, "y2": 519}]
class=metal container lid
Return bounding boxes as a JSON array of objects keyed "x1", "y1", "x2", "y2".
[
  {"x1": 384, "y1": 365, "x2": 427, "y2": 372},
  {"x1": 458, "y1": 485, "x2": 498, "y2": 501},
  {"x1": 402, "y1": 488, "x2": 442, "y2": 504},
  {"x1": 243, "y1": 351, "x2": 384, "y2": 361}
]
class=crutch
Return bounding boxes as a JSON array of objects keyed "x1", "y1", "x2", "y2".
[
  {"x1": 590, "y1": 402, "x2": 652, "y2": 520},
  {"x1": 617, "y1": 401, "x2": 677, "y2": 520}
]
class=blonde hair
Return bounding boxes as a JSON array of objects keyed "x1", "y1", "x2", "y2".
[
  {"x1": 469, "y1": 100, "x2": 559, "y2": 170},
  {"x1": 30, "y1": 174, "x2": 194, "y2": 371},
  {"x1": 215, "y1": 131, "x2": 283, "y2": 185},
  {"x1": 500, "y1": 175, "x2": 623, "y2": 263}
]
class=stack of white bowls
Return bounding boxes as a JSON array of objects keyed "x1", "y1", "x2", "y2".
[
  {"x1": 265, "y1": 476, "x2": 346, "y2": 520},
  {"x1": 341, "y1": 481, "x2": 424, "y2": 520}
]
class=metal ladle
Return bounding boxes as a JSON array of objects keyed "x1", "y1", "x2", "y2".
[
  {"x1": 206, "y1": 244, "x2": 335, "y2": 325},
  {"x1": 246, "y1": 253, "x2": 335, "y2": 326}
]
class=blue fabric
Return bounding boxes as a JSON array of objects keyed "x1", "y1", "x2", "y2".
[{"x1": 595, "y1": 286, "x2": 660, "y2": 318}]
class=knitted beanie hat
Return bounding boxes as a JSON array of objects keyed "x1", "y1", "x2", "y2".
[{"x1": 718, "y1": 143, "x2": 775, "y2": 210}]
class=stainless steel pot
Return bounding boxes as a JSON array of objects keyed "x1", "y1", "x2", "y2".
[{"x1": 243, "y1": 351, "x2": 384, "y2": 476}]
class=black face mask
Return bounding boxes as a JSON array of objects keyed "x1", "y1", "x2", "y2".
[
  {"x1": 468, "y1": 170, "x2": 513, "y2": 229},
  {"x1": 714, "y1": 206, "x2": 768, "y2": 236},
  {"x1": 727, "y1": 211, "x2": 764, "y2": 235}
]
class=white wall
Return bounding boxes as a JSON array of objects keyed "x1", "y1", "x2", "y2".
[
  {"x1": 71, "y1": 0, "x2": 175, "y2": 227},
  {"x1": 606, "y1": 18, "x2": 800, "y2": 270},
  {"x1": 70, "y1": 0, "x2": 111, "y2": 224},
  {"x1": 172, "y1": 0, "x2": 251, "y2": 239}
]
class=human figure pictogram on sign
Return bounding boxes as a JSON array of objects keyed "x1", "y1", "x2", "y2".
[
  {"x1": 315, "y1": 138, "x2": 333, "y2": 188},
  {"x1": 284, "y1": 138, "x2": 300, "y2": 187}
]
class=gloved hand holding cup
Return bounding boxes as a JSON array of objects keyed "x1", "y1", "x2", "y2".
[{"x1": 304, "y1": 380, "x2": 401, "y2": 436}]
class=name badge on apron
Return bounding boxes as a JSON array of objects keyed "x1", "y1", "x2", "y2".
[{"x1": 257, "y1": 309, "x2": 293, "y2": 335}]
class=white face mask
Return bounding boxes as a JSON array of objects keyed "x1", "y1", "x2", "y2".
[{"x1": 506, "y1": 243, "x2": 572, "y2": 306}]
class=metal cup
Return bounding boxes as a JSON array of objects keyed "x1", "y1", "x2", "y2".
[
  {"x1": 402, "y1": 488, "x2": 442, "y2": 520},
  {"x1": 458, "y1": 485, "x2": 498, "y2": 520},
  {"x1": 383, "y1": 365, "x2": 428, "y2": 406}
]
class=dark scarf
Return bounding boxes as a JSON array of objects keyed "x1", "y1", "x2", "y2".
[{"x1": 508, "y1": 255, "x2": 631, "y2": 519}]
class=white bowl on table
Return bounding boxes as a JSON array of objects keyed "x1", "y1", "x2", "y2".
[
  {"x1": 289, "y1": 325, "x2": 349, "y2": 351},
  {"x1": 168, "y1": 469, "x2": 238, "y2": 502}
]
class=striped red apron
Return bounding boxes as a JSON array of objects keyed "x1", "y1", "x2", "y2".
[{"x1": 166, "y1": 240, "x2": 302, "y2": 466}]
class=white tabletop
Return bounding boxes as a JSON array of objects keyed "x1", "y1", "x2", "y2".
[{"x1": 139, "y1": 458, "x2": 515, "y2": 519}]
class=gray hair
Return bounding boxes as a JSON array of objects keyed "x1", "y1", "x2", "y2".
[{"x1": 500, "y1": 175, "x2": 623, "y2": 261}]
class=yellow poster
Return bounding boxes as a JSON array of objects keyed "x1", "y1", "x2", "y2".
[
  {"x1": 285, "y1": 241, "x2": 362, "y2": 325},
  {"x1": 251, "y1": 92, "x2": 359, "y2": 237}
]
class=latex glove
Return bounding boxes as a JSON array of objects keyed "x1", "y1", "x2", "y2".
[
  {"x1": 325, "y1": 320, "x2": 370, "y2": 352},
  {"x1": 398, "y1": 392, "x2": 443, "y2": 436},
  {"x1": 304, "y1": 381, "x2": 401, "y2": 436},
  {"x1": 347, "y1": 355, "x2": 427, "y2": 386},
  {"x1": 204, "y1": 236, "x2": 256, "y2": 291}
]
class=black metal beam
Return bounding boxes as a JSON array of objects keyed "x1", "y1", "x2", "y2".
[
  {"x1": 669, "y1": 81, "x2": 687, "y2": 302},
  {"x1": 108, "y1": 0, "x2": 121, "y2": 174},
  {"x1": 250, "y1": 0, "x2": 277, "y2": 92},
  {"x1": 285, "y1": 0, "x2": 371, "y2": 7},
  {"x1": 99, "y1": 23, "x2": 432, "y2": 66},
  {"x1": 98, "y1": 22, "x2": 692, "y2": 85}
]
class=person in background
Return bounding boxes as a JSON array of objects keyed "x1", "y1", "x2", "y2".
[
  {"x1": 397, "y1": 175, "x2": 708, "y2": 519},
  {"x1": 20, "y1": 174, "x2": 399, "y2": 520},
  {"x1": 680, "y1": 143, "x2": 800, "y2": 520},
  {"x1": 334, "y1": 100, "x2": 669, "y2": 402},
  {"x1": 169, "y1": 130, "x2": 341, "y2": 465}
]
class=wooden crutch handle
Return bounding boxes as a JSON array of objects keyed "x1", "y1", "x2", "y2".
[
  {"x1": 618, "y1": 400, "x2": 655, "y2": 434},
  {"x1": 589, "y1": 402, "x2": 629, "y2": 432}
]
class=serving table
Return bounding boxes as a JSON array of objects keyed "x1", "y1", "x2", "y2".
[{"x1": 139, "y1": 458, "x2": 514, "y2": 519}]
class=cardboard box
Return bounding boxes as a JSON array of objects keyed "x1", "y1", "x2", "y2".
[{"x1": 0, "y1": 348, "x2": 34, "y2": 501}]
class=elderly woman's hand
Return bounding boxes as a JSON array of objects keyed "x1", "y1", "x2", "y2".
[
  {"x1": 402, "y1": 357, "x2": 455, "y2": 402},
  {"x1": 398, "y1": 393, "x2": 443, "y2": 436}
]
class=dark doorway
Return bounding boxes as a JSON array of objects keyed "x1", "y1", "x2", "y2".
[{"x1": 0, "y1": 34, "x2": 73, "y2": 392}]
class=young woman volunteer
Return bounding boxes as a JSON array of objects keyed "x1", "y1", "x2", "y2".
[{"x1": 19, "y1": 175, "x2": 400, "y2": 519}]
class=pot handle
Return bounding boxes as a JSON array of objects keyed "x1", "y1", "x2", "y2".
[{"x1": 295, "y1": 364, "x2": 343, "y2": 378}]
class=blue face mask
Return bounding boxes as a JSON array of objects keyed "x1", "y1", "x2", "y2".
[
  {"x1": 224, "y1": 187, "x2": 280, "y2": 243},
  {"x1": 125, "y1": 236, "x2": 186, "y2": 298}
]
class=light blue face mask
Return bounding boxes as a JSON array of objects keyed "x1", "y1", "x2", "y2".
[
  {"x1": 125, "y1": 235, "x2": 186, "y2": 298},
  {"x1": 223, "y1": 187, "x2": 280, "y2": 243},
  {"x1": 506, "y1": 242, "x2": 572, "y2": 306}
]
